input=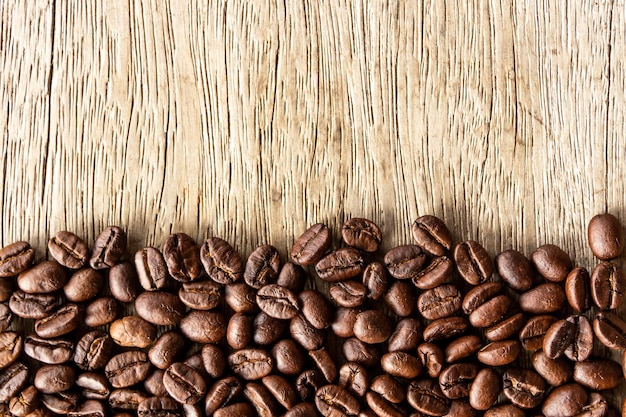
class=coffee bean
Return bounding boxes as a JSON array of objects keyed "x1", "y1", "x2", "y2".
[
  {"x1": 309, "y1": 348, "x2": 337, "y2": 383},
  {"x1": 105, "y1": 351, "x2": 151, "y2": 388},
  {"x1": 34, "y1": 303, "x2": 80, "y2": 338},
  {"x1": 225, "y1": 282, "x2": 258, "y2": 314},
  {"x1": 9, "y1": 385, "x2": 39, "y2": 417},
  {"x1": 591, "y1": 261, "x2": 626, "y2": 309},
  {"x1": 262, "y1": 374, "x2": 299, "y2": 409},
  {"x1": 76, "y1": 372, "x2": 110, "y2": 400},
  {"x1": 34, "y1": 364, "x2": 76, "y2": 394},
  {"x1": 0, "y1": 280, "x2": 13, "y2": 303},
  {"x1": 244, "y1": 245, "x2": 281, "y2": 289},
  {"x1": 446, "y1": 400, "x2": 479, "y2": 417},
  {"x1": 593, "y1": 311, "x2": 626, "y2": 350},
  {"x1": 201, "y1": 237, "x2": 244, "y2": 284},
  {"x1": 342, "y1": 338, "x2": 380, "y2": 368},
  {"x1": 253, "y1": 312, "x2": 286, "y2": 346},
  {"x1": 412, "y1": 256, "x2": 455, "y2": 290},
  {"x1": 0, "y1": 332, "x2": 21, "y2": 369},
  {"x1": 63, "y1": 268, "x2": 104, "y2": 302},
  {"x1": 178, "y1": 279, "x2": 222, "y2": 310},
  {"x1": 531, "y1": 244, "x2": 572, "y2": 283},
  {"x1": 484, "y1": 404, "x2": 525, "y2": 417},
  {"x1": 0, "y1": 242, "x2": 34, "y2": 277},
  {"x1": 277, "y1": 263, "x2": 307, "y2": 292},
  {"x1": 579, "y1": 392, "x2": 609, "y2": 417},
  {"x1": 90, "y1": 226, "x2": 127, "y2": 269},
  {"x1": 338, "y1": 362, "x2": 368, "y2": 398},
  {"x1": 454, "y1": 240, "x2": 493, "y2": 285},
  {"x1": 445, "y1": 335, "x2": 482, "y2": 363},
  {"x1": 162, "y1": 233, "x2": 202, "y2": 282},
  {"x1": 588, "y1": 213, "x2": 625, "y2": 260},
  {"x1": 299, "y1": 289, "x2": 332, "y2": 330},
  {"x1": 135, "y1": 291, "x2": 185, "y2": 325},
  {"x1": 0, "y1": 304, "x2": 11, "y2": 333},
  {"x1": 418, "y1": 343, "x2": 445, "y2": 378},
  {"x1": 412, "y1": 215, "x2": 453, "y2": 256},
  {"x1": 532, "y1": 350, "x2": 573, "y2": 387},
  {"x1": 388, "y1": 318, "x2": 422, "y2": 352},
  {"x1": 148, "y1": 331, "x2": 186, "y2": 370},
  {"x1": 164, "y1": 362, "x2": 207, "y2": 404},
  {"x1": 135, "y1": 247, "x2": 169, "y2": 291},
  {"x1": 108, "y1": 388, "x2": 148, "y2": 410},
  {"x1": 24, "y1": 336, "x2": 73, "y2": 365},
  {"x1": 228, "y1": 348, "x2": 273, "y2": 380},
  {"x1": 369, "y1": 374, "x2": 403, "y2": 404},
  {"x1": 423, "y1": 316, "x2": 468, "y2": 342},
  {"x1": 439, "y1": 363, "x2": 478, "y2": 399},
  {"x1": 543, "y1": 319, "x2": 576, "y2": 359},
  {"x1": 108, "y1": 261, "x2": 141, "y2": 302},
  {"x1": 407, "y1": 379, "x2": 451, "y2": 416},
  {"x1": 565, "y1": 267, "x2": 591, "y2": 313},
  {"x1": 342, "y1": 218, "x2": 382, "y2": 252},
  {"x1": 291, "y1": 223, "x2": 332, "y2": 266},
  {"x1": 563, "y1": 315, "x2": 593, "y2": 362},
  {"x1": 137, "y1": 396, "x2": 180, "y2": 417},
  {"x1": 519, "y1": 315, "x2": 558, "y2": 351},
  {"x1": 495, "y1": 249, "x2": 535, "y2": 291},
  {"x1": 418, "y1": 284, "x2": 462, "y2": 320},
  {"x1": 574, "y1": 358, "x2": 622, "y2": 390},
  {"x1": 381, "y1": 352, "x2": 422, "y2": 379},
  {"x1": 244, "y1": 381, "x2": 278, "y2": 416},
  {"x1": 462, "y1": 282, "x2": 502, "y2": 314},
  {"x1": 315, "y1": 248, "x2": 364, "y2": 283},
  {"x1": 485, "y1": 312, "x2": 525, "y2": 342},
  {"x1": 541, "y1": 383, "x2": 587, "y2": 417},
  {"x1": 0, "y1": 362, "x2": 28, "y2": 402},
  {"x1": 204, "y1": 376, "x2": 242, "y2": 415},
  {"x1": 365, "y1": 391, "x2": 405, "y2": 417},
  {"x1": 41, "y1": 389, "x2": 79, "y2": 414},
  {"x1": 284, "y1": 402, "x2": 318, "y2": 417},
  {"x1": 469, "y1": 368, "x2": 501, "y2": 410},
  {"x1": 17, "y1": 261, "x2": 67, "y2": 294},
  {"x1": 201, "y1": 344, "x2": 226, "y2": 379},
  {"x1": 314, "y1": 384, "x2": 360, "y2": 417},
  {"x1": 352, "y1": 310, "x2": 392, "y2": 344},
  {"x1": 502, "y1": 368, "x2": 546, "y2": 409},
  {"x1": 48, "y1": 231, "x2": 89, "y2": 270},
  {"x1": 477, "y1": 340, "x2": 521, "y2": 366},
  {"x1": 179, "y1": 310, "x2": 226, "y2": 344},
  {"x1": 331, "y1": 307, "x2": 360, "y2": 338},
  {"x1": 226, "y1": 313, "x2": 252, "y2": 350},
  {"x1": 110, "y1": 316, "x2": 156, "y2": 348},
  {"x1": 256, "y1": 284, "x2": 299, "y2": 319},
  {"x1": 296, "y1": 370, "x2": 325, "y2": 401},
  {"x1": 469, "y1": 294, "x2": 512, "y2": 328},
  {"x1": 84, "y1": 296, "x2": 119, "y2": 327},
  {"x1": 384, "y1": 245, "x2": 427, "y2": 280},
  {"x1": 519, "y1": 283, "x2": 566, "y2": 313},
  {"x1": 290, "y1": 314, "x2": 325, "y2": 351},
  {"x1": 362, "y1": 262, "x2": 388, "y2": 301},
  {"x1": 74, "y1": 331, "x2": 113, "y2": 371},
  {"x1": 213, "y1": 403, "x2": 254, "y2": 417},
  {"x1": 384, "y1": 280, "x2": 416, "y2": 317}
]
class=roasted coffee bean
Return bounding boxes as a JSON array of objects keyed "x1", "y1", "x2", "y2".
[
  {"x1": 110, "y1": 316, "x2": 156, "y2": 348},
  {"x1": 63, "y1": 268, "x2": 104, "y2": 302},
  {"x1": 342, "y1": 338, "x2": 380, "y2": 368},
  {"x1": 591, "y1": 261, "x2": 626, "y2": 309},
  {"x1": 0, "y1": 304, "x2": 10, "y2": 334},
  {"x1": 338, "y1": 363, "x2": 368, "y2": 398},
  {"x1": 315, "y1": 248, "x2": 364, "y2": 283},
  {"x1": 485, "y1": 312, "x2": 525, "y2": 342},
  {"x1": 204, "y1": 376, "x2": 242, "y2": 415},
  {"x1": 213, "y1": 403, "x2": 254, "y2": 417},
  {"x1": 342, "y1": 218, "x2": 382, "y2": 252},
  {"x1": 331, "y1": 307, "x2": 360, "y2": 338},
  {"x1": 588, "y1": 213, "x2": 625, "y2": 260},
  {"x1": 454, "y1": 240, "x2": 493, "y2": 285},
  {"x1": 384, "y1": 280, "x2": 416, "y2": 317},
  {"x1": 0, "y1": 332, "x2": 20, "y2": 369},
  {"x1": 68, "y1": 399, "x2": 106, "y2": 417},
  {"x1": 34, "y1": 303, "x2": 80, "y2": 338},
  {"x1": 531, "y1": 244, "x2": 572, "y2": 283},
  {"x1": 148, "y1": 331, "x2": 186, "y2": 370},
  {"x1": 519, "y1": 283, "x2": 566, "y2": 313},
  {"x1": 462, "y1": 282, "x2": 502, "y2": 315},
  {"x1": 201, "y1": 237, "x2": 244, "y2": 284},
  {"x1": 263, "y1": 374, "x2": 299, "y2": 409},
  {"x1": 299, "y1": 289, "x2": 332, "y2": 330},
  {"x1": 413, "y1": 256, "x2": 455, "y2": 289},
  {"x1": 48, "y1": 231, "x2": 89, "y2": 270},
  {"x1": 108, "y1": 388, "x2": 148, "y2": 410},
  {"x1": 445, "y1": 335, "x2": 482, "y2": 363},
  {"x1": 284, "y1": 402, "x2": 318, "y2": 417},
  {"x1": 108, "y1": 261, "x2": 141, "y2": 302},
  {"x1": 291, "y1": 223, "x2": 332, "y2": 266},
  {"x1": 315, "y1": 384, "x2": 360, "y2": 417},
  {"x1": 163, "y1": 362, "x2": 207, "y2": 404},
  {"x1": 542, "y1": 383, "x2": 587, "y2": 417},
  {"x1": 143, "y1": 369, "x2": 167, "y2": 396},
  {"x1": 495, "y1": 249, "x2": 535, "y2": 291},
  {"x1": 565, "y1": 267, "x2": 591, "y2": 313},
  {"x1": 90, "y1": 226, "x2": 127, "y2": 269},
  {"x1": 17, "y1": 261, "x2": 67, "y2": 294},
  {"x1": 362, "y1": 262, "x2": 388, "y2": 300},
  {"x1": 34, "y1": 364, "x2": 76, "y2": 394},
  {"x1": 469, "y1": 368, "x2": 501, "y2": 410},
  {"x1": 423, "y1": 316, "x2": 468, "y2": 342},
  {"x1": 407, "y1": 379, "x2": 451, "y2": 416},
  {"x1": 297, "y1": 370, "x2": 325, "y2": 402},
  {"x1": 484, "y1": 404, "x2": 525, "y2": 417},
  {"x1": 469, "y1": 294, "x2": 512, "y2": 328},
  {"x1": 226, "y1": 313, "x2": 252, "y2": 350},
  {"x1": 353, "y1": 310, "x2": 392, "y2": 344},
  {"x1": 477, "y1": 340, "x2": 521, "y2": 366},
  {"x1": 40, "y1": 390, "x2": 79, "y2": 414},
  {"x1": 543, "y1": 319, "x2": 576, "y2": 359},
  {"x1": 9, "y1": 385, "x2": 39, "y2": 417},
  {"x1": 573, "y1": 358, "x2": 622, "y2": 390},
  {"x1": 0, "y1": 242, "x2": 34, "y2": 277},
  {"x1": 370, "y1": 374, "x2": 403, "y2": 404},
  {"x1": 105, "y1": 351, "x2": 151, "y2": 388},
  {"x1": 418, "y1": 343, "x2": 445, "y2": 378},
  {"x1": 0, "y1": 362, "x2": 28, "y2": 402},
  {"x1": 178, "y1": 279, "x2": 222, "y2": 310},
  {"x1": 578, "y1": 392, "x2": 608, "y2": 417},
  {"x1": 244, "y1": 382, "x2": 278, "y2": 416},
  {"x1": 277, "y1": 263, "x2": 307, "y2": 292},
  {"x1": 412, "y1": 215, "x2": 453, "y2": 256},
  {"x1": 381, "y1": 352, "x2": 422, "y2": 380},
  {"x1": 0, "y1": 280, "x2": 13, "y2": 303},
  {"x1": 225, "y1": 282, "x2": 258, "y2": 314},
  {"x1": 74, "y1": 331, "x2": 113, "y2": 371},
  {"x1": 24, "y1": 336, "x2": 73, "y2": 364},
  {"x1": 201, "y1": 344, "x2": 226, "y2": 379},
  {"x1": 9, "y1": 290, "x2": 59, "y2": 319},
  {"x1": 532, "y1": 350, "x2": 573, "y2": 387},
  {"x1": 593, "y1": 311, "x2": 626, "y2": 350},
  {"x1": 290, "y1": 314, "x2": 325, "y2": 351},
  {"x1": 564, "y1": 315, "x2": 592, "y2": 362},
  {"x1": 502, "y1": 368, "x2": 546, "y2": 409},
  {"x1": 256, "y1": 284, "x2": 299, "y2": 319},
  {"x1": 182, "y1": 353, "x2": 208, "y2": 376},
  {"x1": 384, "y1": 245, "x2": 427, "y2": 280},
  {"x1": 163, "y1": 233, "x2": 202, "y2": 282},
  {"x1": 438, "y1": 363, "x2": 478, "y2": 399},
  {"x1": 418, "y1": 284, "x2": 462, "y2": 320},
  {"x1": 244, "y1": 245, "x2": 281, "y2": 288},
  {"x1": 75, "y1": 372, "x2": 110, "y2": 400},
  {"x1": 179, "y1": 310, "x2": 226, "y2": 344},
  {"x1": 519, "y1": 315, "x2": 558, "y2": 351},
  {"x1": 388, "y1": 318, "x2": 422, "y2": 352},
  {"x1": 135, "y1": 247, "x2": 169, "y2": 291},
  {"x1": 84, "y1": 297, "x2": 119, "y2": 327},
  {"x1": 137, "y1": 396, "x2": 180, "y2": 417},
  {"x1": 253, "y1": 312, "x2": 286, "y2": 345},
  {"x1": 228, "y1": 348, "x2": 273, "y2": 380},
  {"x1": 365, "y1": 391, "x2": 405, "y2": 417},
  {"x1": 135, "y1": 291, "x2": 185, "y2": 325},
  {"x1": 309, "y1": 348, "x2": 337, "y2": 383}
]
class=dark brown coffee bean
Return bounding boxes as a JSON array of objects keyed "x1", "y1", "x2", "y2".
[
  {"x1": 384, "y1": 280, "x2": 416, "y2": 317},
  {"x1": 200, "y1": 237, "x2": 243, "y2": 284},
  {"x1": 291, "y1": 223, "x2": 332, "y2": 266},
  {"x1": 253, "y1": 312, "x2": 286, "y2": 345},
  {"x1": 412, "y1": 256, "x2": 455, "y2": 290},
  {"x1": 179, "y1": 310, "x2": 226, "y2": 344},
  {"x1": 148, "y1": 331, "x2": 185, "y2": 370},
  {"x1": 353, "y1": 310, "x2": 392, "y2": 344},
  {"x1": 244, "y1": 245, "x2": 281, "y2": 289},
  {"x1": 362, "y1": 262, "x2": 388, "y2": 300},
  {"x1": 470, "y1": 295, "x2": 512, "y2": 329},
  {"x1": 543, "y1": 319, "x2": 576, "y2": 359},
  {"x1": 485, "y1": 312, "x2": 525, "y2": 342},
  {"x1": 299, "y1": 289, "x2": 332, "y2": 330},
  {"x1": 531, "y1": 243, "x2": 572, "y2": 282},
  {"x1": 90, "y1": 226, "x2": 127, "y2": 269},
  {"x1": 204, "y1": 376, "x2": 242, "y2": 415},
  {"x1": 284, "y1": 402, "x2": 318, "y2": 417},
  {"x1": 484, "y1": 404, "x2": 525, "y2": 417},
  {"x1": 24, "y1": 336, "x2": 73, "y2": 364},
  {"x1": 338, "y1": 363, "x2": 368, "y2": 398},
  {"x1": 110, "y1": 316, "x2": 156, "y2": 348},
  {"x1": 62, "y1": 267, "x2": 103, "y2": 302},
  {"x1": 244, "y1": 381, "x2": 278, "y2": 416},
  {"x1": 331, "y1": 307, "x2": 360, "y2": 338},
  {"x1": 309, "y1": 348, "x2": 337, "y2": 383},
  {"x1": 445, "y1": 335, "x2": 482, "y2": 363},
  {"x1": 542, "y1": 383, "x2": 587, "y2": 417},
  {"x1": 462, "y1": 282, "x2": 502, "y2": 315},
  {"x1": 423, "y1": 316, "x2": 468, "y2": 342},
  {"x1": 477, "y1": 340, "x2": 521, "y2": 366},
  {"x1": 412, "y1": 215, "x2": 453, "y2": 256},
  {"x1": 0, "y1": 242, "x2": 34, "y2": 277},
  {"x1": 229, "y1": 348, "x2": 273, "y2": 380},
  {"x1": 108, "y1": 261, "x2": 141, "y2": 302},
  {"x1": 519, "y1": 282, "x2": 566, "y2": 313},
  {"x1": 565, "y1": 267, "x2": 591, "y2": 313},
  {"x1": 84, "y1": 296, "x2": 119, "y2": 327},
  {"x1": 495, "y1": 249, "x2": 534, "y2": 291},
  {"x1": 388, "y1": 318, "x2": 422, "y2": 352},
  {"x1": 365, "y1": 391, "x2": 405, "y2": 417},
  {"x1": 532, "y1": 350, "x2": 573, "y2": 386},
  {"x1": 418, "y1": 343, "x2": 445, "y2": 378},
  {"x1": 76, "y1": 372, "x2": 110, "y2": 400},
  {"x1": 34, "y1": 364, "x2": 75, "y2": 394},
  {"x1": 48, "y1": 231, "x2": 89, "y2": 270},
  {"x1": 578, "y1": 392, "x2": 608, "y2": 417},
  {"x1": 135, "y1": 247, "x2": 169, "y2": 291},
  {"x1": 454, "y1": 240, "x2": 493, "y2": 285},
  {"x1": 519, "y1": 315, "x2": 558, "y2": 351},
  {"x1": 297, "y1": 370, "x2": 325, "y2": 402},
  {"x1": 213, "y1": 403, "x2": 254, "y2": 417},
  {"x1": 502, "y1": 368, "x2": 546, "y2": 409},
  {"x1": 315, "y1": 248, "x2": 364, "y2": 283},
  {"x1": 407, "y1": 379, "x2": 451, "y2": 416},
  {"x1": 263, "y1": 374, "x2": 299, "y2": 409},
  {"x1": 137, "y1": 396, "x2": 180, "y2": 417},
  {"x1": 9, "y1": 385, "x2": 39, "y2": 417},
  {"x1": 315, "y1": 384, "x2": 360, "y2": 417},
  {"x1": 178, "y1": 279, "x2": 222, "y2": 310},
  {"x1": 593, "y1": 310, "x2": 626, "y2": 350},
  {"x1": 342, "y1": 338, "x2": 380, "y2": 368},
  {"x1": 381, "y1": 352, "x2": 422, "y2": 380},
  {"x1": 0, "y1": 279, "x2": 13, "y2": 303},
  {"x1": 566, "y1": 316, "x2": 593, "y2": 362},
  {"x1": 342, "y1": 218, "x2": 382, "y2": 252},
  {"x1": 384, "y1": 245, "x2": 427, "y2": 280},
  {"x1": 290, "y1": 314, "x2": 325, "y2": 351},
  {"x1": 40, "y1": 390, "x2": 79, "y2": 414},
  {"x1": 256, "y1": 284, "x2": 299, "y2": 319},
  {"x1": 0, "y1": 332, "x2": 20, "y2": 369},
  {"x1": 163, "y1": 362, "x2": 207, "y2": 404},
  {"x1": 469, "y1": 368, "x2": 500, "y2": 410},
  {"x1": 105, "y1": 351, "x2": 151, "y2": 388},
  {"x1": 17, "y1": 261, "x2": 67, "y2": 294},
  {"x1": 74, "y1": 331, "x2": 113, "y2": 371},
  {"x1": 34, "y1": 303, "x2": 80, "y2": 338},
  {"x1": 226, "y1": 313, "x2": 252, "y2": 350},
  {"x1": 225, "y1": 282, "x2": 258, "y2": 314},
  {"x1": 0, "y1": 304, "x2": 10, "y2": 334},
  {"x1": 438, "y1": 363, "x2": 478, "y2": 399},
  {"x1": 108, "y1": 388, "x2": 148, "y2": 410},
  {"x1": 144, "y1": 370, "x2": 167, "y2": 396},
  {"x1": 591, "y1": 261, "x2": 626, "y2": 309},
  {"x1": 135, "y1": 291, "x2": 185, "y2": 325},
  {"x1": 418, "y1": 284, "x2": 462, "y2": 320},
  {"x1": 201, "y1": 344, "x2": 226, "y2": 379},
  {"x1": 9, "y1": 290, "x2": 58, "y2": 319},
  {"x1": 162, "y1": 233, "x2": 202, "y2": 282},
  {"x1": 0, "y1": 362, "x2": 28, "y2": 403},
  {"x1": 574, "y1": 358, "x2": 622, "y2": 390},
  {"x1": 588, "y1": 213, "x2": 625, "y2": 260},
  {"x1": 277, "y1": 262, "x2": 306, "y2": 292},
  {"x1": 369, "y1": 375, "x2": 403, "y2": 405}
]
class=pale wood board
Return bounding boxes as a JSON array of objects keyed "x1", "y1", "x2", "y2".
[{"x1": 2, "y1": 0, "x2": 626, "y2": 411}]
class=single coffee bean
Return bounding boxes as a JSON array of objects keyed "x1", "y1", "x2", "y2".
[
  {"x1": 418, "y1": 284, "x2": 462, "y2": 320},
  {"x1": 110, "y1": 316, "x2": 157, "y2": 348},
  {"x1": 388, "y1": 318, "x2": 422, "y2": 352},
  {"x1": 484, "y1": 404, "x2": 525, "y2": 417},
  {"x1": 200, "y1": 237, "x2": 244, "y2": 284},
  {"x1": 256, "y1": 284, "x2": 299, "y2": 319},
  {"x1": 469, "y1": 368, "x2": 501, "y2": 410},
  {"x1": 48, "y1": 231, "x2": 89, "y2": 270},
  {"x1": 454, "y1": 240, "x2": 493, "y2": 285},
  {"x1": 331, "y1": 307, "x2": 360, "y2": 338},
  {"x1": 438, "y1": 363, "x2": 478, "y2": 399},
  {"x1": 342, "y1": 338, "x2": 380, "y2": 368},
  {"x1": 495, "y1": 249, "x2": 534, "y2": 291},
  {"x1": 561, "y1": 316, "x2": 591, "y2": 361},
  {"x1": 204, "y1": 376, "x2": 242, "y2": 415},
  {"x1": 0, "y1": 362, "x2": 28, "y2": 402},
  {"x1": 502, "y1": 368, "x2": 546, "y2": 409},
  {"x1": 519, "y1": 315, "x2": 558, "y2": 351},
  {"x1": 34, "y1": 364, "x2": 76, "y2": 394},
  {"x1": 148, "y1": 331, "x2": 186, "y2": 370},
  {"x1": 90, "y1": 226, "x2": 127, "y2": 269},
  {"x1": 262, "y1": 374, "x2": 299, "y2": 409},
  {"x1": 63, "y1": 267, "x2": 104, "y2": 302},
  {"x1": 573, "y1": 358, "x2": 622, "y2": 390},
  {"x1": 0, "y1": 241, "x2": 34, "y2": 277},
  {"x1": 296, "y1": 370, "x2": 325, "y2": 402},
  {"x1": 179, "y1": 310, "x2": 226, "y2": 343},
  {"x1": 565, "y1": 267, "x2": 591, "y2": 313},
  {"x1": 17, "y1": 261, "x2": 67, "y2": 294},
  {"x1": 370, "y1": 374, "x2": 403, "y2": 404},
  {"x1": 412, "y1": 256, "x2": 455, "y2": 290},
  {"x1": 135, "y1": 247, "x2": 169, "y2": 291},
  {"x1": 445, "y1": 335, "x2": 482, "y2": 363},
  {"x1": 593, "y1": 311, "x2": 626, "y2": 350},
  {"x1": 384, "y1": 280, "x2": 416, "y2": 317},
  {"x1": 338, "y1": 362, "x2": 368, "y2": 398},
  {"x1": 384, "y1": 245, "x2": 427, "y2": 280},
  {"x1": 362, "y1": 262, "x2": 388, "y2": 301},
  {"x1": 277, "y1": 262, "x2": 307, "y2": 292},
  {"x1": 9, "y1": 385, "x2": 39, "y2": 417},
  {"x1": 253, "y1": 312, "x2": 286, "y2": 346},
  {"x1": 284, "y1": 403, "x2": 318, "y2": 417},
  {"x1": 228, "y1": 348, "x2": 273, "y2": 380},
  {"x1": 162, "y1": 233, "x2": 202, "y2": 282},
  {"x1": 225, "y1": 282, "x2": 258, "y2": 314},
  {"x1": 24, "y1": 336, "x2": 73, "y2": 364},
  {"x1": 519, "y1": 282, "x2": 566, "y2": 313},
  {"x1": 291, "y1": 223, "x2": 332, "y2": 266},
  {"x1": 84, "y1": 296, "x2": 119, "y2": 327},
  {"x1": 299, "y1": 289, "x2": 333, "y2": 330},
  {"x1": 244, "y1": 382, "x2": 278, "y2": 416},
  {"x1": 418, "y1": 343, "x2": 445, "y2": 378},
  {"x1": 201, "y1": 344, "x2": 226, "y2": 379},
  {"x1": 178, "y1": 279, "x2": 222, "y2": 310},
  {"x1": 531, "y1": 244, "x2": 572, "y2": 282},
  {"x1": 74, "y1": 331, "x2": 114, "y2": 371},
  {"x1": 381, "y1": 352, "x2": 422, "y2": 380},
  {"x1": 108, "y1": 261, "x2": 141, "y2": 302},
  {"x1": 588, "y1": 213, "x2": 625, "y2": 260},
  {"x1": 315, "y1": 248, "x2": 364, "y2": 283},
  {"x1": 213, "y1": 403, "x2": 254, "y2": 417},
  {"x1": 591, "y1": 261, "x2": 626, "y2": 309},
  {"x1": 137, "y1": 396, "x2": 180, "y2": 417},
  {"x1": 543, "y1": 319, "x2": 576, "y2": 359},
  {"x1": 34, "y1": 303, "x2": 80, "y2": 338},
  {"x1": 76, "y1": 372, "x2": 110, "y2": 400},
  {"x1": 352, "y1": 310, "x2": 392, "y2": 344},
  {"x1": 532, "y1": 350, "x2": 573, "y2": 386},
  {"x1": 144, "y1": 369, "x2": 167, "y2": 398},
  {"x1": 342, "y1": 218, "x2": 382, "y2": 252},
  {"x1": 541, "y1": 383, "x2": 587, "y2": 417},
  {"x1": 315, "y1": 384, "x2": 360, "y2": 417},
  {"x1": 135, "y1": 291, "x2": 185, "y2": 325},
  {"x1": 226, "y1": 313, "x2": 252, "y2": 350},
  {"x1": 365, "y1": 391, "x2": 405, "y2": 417},
  {"x1": 0, "y1": 304, "x2": 10, "y2": 334},
  {"x1": 578, "y1": 392, "x2": 608, "y2": 417},
  {"x1": 462, "y1": 282, "x2": 502, "y2": 315},
  {"x1": 0, "y1": 332, "x2": 21, "y2": 369},
  {"x1": 423, "y1": 316, "x2": 468, "y2": 342},
  {"x1": 290, "y1": 314, "x2": 325, "y2": 351},
  {"x1": 244, "y1": 245, "x2": 281, "y2": 289},
  {"x1": 309, "y1": 348, "x2": 337, "y2": 383},
  {"x1": 407, "y1": 379, "x2": 451, "y2": 416},
  {"x1": 412, "y1": 215, "x2": 453, "y2": 256},
  {"x1": 477, "y1": 340, "x2": 521, "y2": 366},
  {"x1": 485, "y1": 312, "x2": 525, "y2": 342},
  {"x1": 164, "y1": 362, "x2": 207, "y2": 404},
  {"x1": 105, "y1": 351, "x2": 152, "y2": 388},
  {"x1": 41, "y1": 391, "x2": 79, "y2": 414},
  {"x1": 469, "y1": 294, "x2": 512, "y2": 328},
  {"x1": 108, "y1": 388, "x2": 148, "y2": 410}
]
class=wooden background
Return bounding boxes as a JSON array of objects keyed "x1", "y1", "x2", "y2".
[{"x1": 2, "y1": 0, "x2": 626, "y2": 409}]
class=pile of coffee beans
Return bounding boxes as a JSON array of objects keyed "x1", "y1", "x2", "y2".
[{"x1": 0, "y1": 213, "x2": 624, "y2": 416}]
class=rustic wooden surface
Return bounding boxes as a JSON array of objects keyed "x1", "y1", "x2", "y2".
[{"x1": 2, "y1": 0, "x2": 626, "y2": 409}]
